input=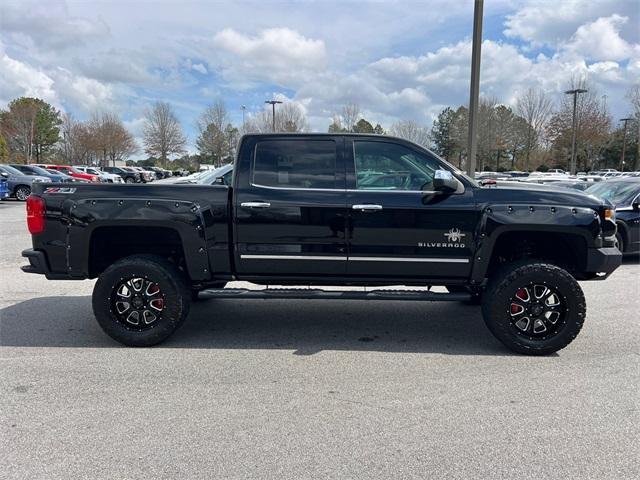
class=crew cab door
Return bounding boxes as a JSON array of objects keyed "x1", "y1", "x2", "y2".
[
  {"x1": 345, "y1": 137, "x2": 477, "y2": 279},
  {"x1": 233, "y1": 136, "x2": 347, "y2": 277}
]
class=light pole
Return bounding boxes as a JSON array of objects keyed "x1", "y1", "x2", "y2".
[
  {"x1": 565, "y1": 88, "x2": 587, "y2": 175},
  {"x1": 241, "y1": 105, "x2": 246, "y2": 130},
  {"x1": 264, "y1": 100, "x2": 282, "y2": 132},
  {"x1": 619, "y1": 117, "x2": 633, "y2": 172},
  {"x1": 466, "y1": 0, "x2": 484, "y2": 178}
]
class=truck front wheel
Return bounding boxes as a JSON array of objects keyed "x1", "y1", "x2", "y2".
[
  {"x1": 92, "y1": 255, "x2": 191, "y2": 347},
  {"x1": 482, "y1": 262, "x2": 586, "y2": 355}
]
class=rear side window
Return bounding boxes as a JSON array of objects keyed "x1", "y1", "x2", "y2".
[{"x1": 253, "y1": 140, "x2": 337, "y2": 189}]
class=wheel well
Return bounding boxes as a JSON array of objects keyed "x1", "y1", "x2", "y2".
[
  {"x1": 616, "y1": 221, "x2": 628, "y2": 248},
  {"x1": 487, "y1": 231, "x2": 588, "y2": 276},
  {"x1": 89, "y1": 226, "x2": 187, "y2": 278}
]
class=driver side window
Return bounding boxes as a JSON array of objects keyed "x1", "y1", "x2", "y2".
[{"x1": 353, "y1": 141, "x2": 440, "y2": 191}]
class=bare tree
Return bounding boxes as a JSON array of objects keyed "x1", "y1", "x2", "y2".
[
  {"x1": 0, "y1": 99, "x2": 39, "y2": 162},
  {"x1": 342, "y1": 103, "x2": 360, "y2": 132},
  {"x1": 196, "y1": 100, "x2": 230, "y2": 165},
  {"x1": 547, "y1": 81, "x2": 611, "y2": 171},
  {"x1": 60, "y1": 113, "x2": 92, "y2": 164},
  {"x1": 625, "y1": 85, "x2": 640, "y2": 170},
  {"x1": 245, "y1": 102, "x2": 308, "y2": 133},
  {"x1": 389, "y1": 120, "x2": 431, "y2": 147},
  {"x1": 516, "y1": 87, "x2": 553, "y2": 171},
  {"x1": 143, "y1": 101, "x2": 186, "y2": 162},
  {"x1": 87, "y1": 112, "x2": 137, "y2": 166}
]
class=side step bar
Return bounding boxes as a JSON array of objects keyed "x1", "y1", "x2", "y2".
[{"x1": 199, "y1": 288, "x2": 471, "y2": 302}]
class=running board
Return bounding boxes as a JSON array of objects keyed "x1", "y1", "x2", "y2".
[{"x1": 199, "y1": 288, "x2": 471, "y2": 302}]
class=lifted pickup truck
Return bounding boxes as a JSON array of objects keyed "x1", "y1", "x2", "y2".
[{"x1": 22, "y1": 134, "x2": 622, "y2": 354}]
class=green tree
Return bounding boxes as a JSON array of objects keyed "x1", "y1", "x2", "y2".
[
  {"x1": 373, "y1": 123, "x2": 384, "y2": 135},
  {"x1": 431, "y1": 107, "x2": 458, "y2": 161},
  {"x1": 352, "y1": 118, "x2": 374, "y2": 133},
  {"x1": 0, "y1": 97, "x2": 61, "y2": 162}
]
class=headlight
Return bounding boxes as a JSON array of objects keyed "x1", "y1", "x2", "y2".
[
  {"x1": 32, "y1": 177, "x2": 48, "y2": 183},
  {"x1": 604, "y1": 208, "x2": 615, "y2": 220}
]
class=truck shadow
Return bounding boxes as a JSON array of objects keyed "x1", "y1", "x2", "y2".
[{"x1": 0, "y1": 295, "x2": 514, "y2": 356}]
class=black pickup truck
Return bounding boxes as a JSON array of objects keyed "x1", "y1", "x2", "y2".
[{"x1": 22, "y1": 134, "x2": 622, "y2": 354}]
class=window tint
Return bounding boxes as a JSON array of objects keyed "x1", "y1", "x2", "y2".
[
  {"x1": 354, "y1": 141, "x2": 441, "y2": 191},
  {"x1": 253, "y1": 140, "x2": 337, "y2": 189}
]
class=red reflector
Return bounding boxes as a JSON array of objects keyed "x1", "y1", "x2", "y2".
[{"x1": 26, "y1": 196, "x2": 46, "y2": 234}]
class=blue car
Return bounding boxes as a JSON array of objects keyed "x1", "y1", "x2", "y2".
[
  {"x1": 586, "y1": 178, "x2": 640, "y2": 255},
  {"x1": 0, "y1": 164, "x2": 49, "y2": 201},
  {"x1": 10, "y1": 164, "x2": 71, "y2": 183},
  {"x1": 0, "y1": 176, "x2": 9, "y2": 200}
]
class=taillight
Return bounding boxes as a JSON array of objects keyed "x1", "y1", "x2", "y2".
[{"x1": 26, "y1": 195, "x2": 46, "y2": 234}]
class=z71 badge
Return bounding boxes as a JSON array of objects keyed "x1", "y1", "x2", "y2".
[{"x1": 44, "y1": 187, "x2": 77, "y2": 194}]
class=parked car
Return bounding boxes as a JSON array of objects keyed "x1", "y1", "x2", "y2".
[
  {"x1": 0, "y1": 164, "x2": 49, "y2": 200},
  {"x1": 35, "y1": 164, "x2": 101, "y2": 183},
  {"x1": 549, "y1": 180, "x2": 591, "y2": 191},
  {"x1": 139, "y1": 166, "x2": 163, "y2": 180},
  {"x1": 10, "y1": 164, "x2": 75, "y2": 183},
  {"x1": 128, "y1": 166, "x2": 154, "y2": 183},
  {"x1": 174, "y1": 164, "x2": 233, "y2": 185},
  {"x1": 75, "y1": 166, "x2": 124, "y2": 183},
  {"x1": 101, "y1": 166, "x2": 141, "y2": 183},
  {"x1": 22, "y1": 133, "x2": 621, "y2": 355},
  {"x1": 586, "y1": 178, "x2": 640, "y2": 255},
  {"x1": 0, "y1": 176, "x2": 9, "y2": 200}
]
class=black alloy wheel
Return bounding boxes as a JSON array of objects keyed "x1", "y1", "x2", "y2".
[
  {"x1": 111, "y1": 277, "x2": 166, "y2": 330},
  {"x1": 508, "y1": 283, "x2": 564, "y2": 338}
]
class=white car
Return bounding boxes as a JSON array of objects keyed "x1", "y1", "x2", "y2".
[{"x1": 76, "y1": 166, "x2": 124, "y2": 183}]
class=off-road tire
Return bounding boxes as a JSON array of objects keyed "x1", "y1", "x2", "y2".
[
  {"x1": 615, "y1": 231, "x2": 625, "y2": 253},
  {"x1": 482, "y1": 261, "x2": 586, "y2": 355},
  {"x1": 92, "y1": 255, "x2": 191, "y2": 346}
]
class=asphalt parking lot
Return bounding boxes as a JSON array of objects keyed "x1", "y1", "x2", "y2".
[{"x1": 1, "y1": 198, "x2": 639, "y2": 479}]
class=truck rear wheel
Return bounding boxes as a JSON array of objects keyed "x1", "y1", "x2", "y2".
[
  {"x1": 92, "y1": 255, "x2": 191, "y2": 347},
  {"x1": 482, "y1": 262, "x2": 586, "y2": 355}
]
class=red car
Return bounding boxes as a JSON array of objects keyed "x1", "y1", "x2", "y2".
[{"x1": 34, "y1": 164, "x2": 101, "y2": 183}]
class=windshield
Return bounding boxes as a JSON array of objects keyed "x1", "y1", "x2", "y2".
[
  {"x1": 0, "y1": 165, "x2": 24, "y2": 176},
  {"x1": 586, "y1": 181, "x2": 640, "y2": 205},
  {"x1": 28, "y1": 166, "x2": 53, "y2": 176}
]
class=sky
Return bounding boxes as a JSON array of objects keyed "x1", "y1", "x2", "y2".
[{"x1": 1, "y1": 0, "x2": 638, "y2": 155}]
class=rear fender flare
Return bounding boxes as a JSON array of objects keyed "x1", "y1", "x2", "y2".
[{"x1": 64, "y1": 197, "x2": 212, "y2": 281}]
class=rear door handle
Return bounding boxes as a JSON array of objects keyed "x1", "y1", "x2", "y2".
[
  {"x1": 241, "y1": 202, "x2": 271, "y2": 208},
  {"x1": 352, "y1": 204, "x2": 383, "y2": 211}
]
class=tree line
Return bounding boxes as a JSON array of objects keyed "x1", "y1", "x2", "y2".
[{"x1": 1, "y1": 80, "x2": 638, "y2": 172}]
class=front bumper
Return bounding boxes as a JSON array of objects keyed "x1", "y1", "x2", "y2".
[{"x1": 584, "y1": 247, "x2": 622, "y2": 279}]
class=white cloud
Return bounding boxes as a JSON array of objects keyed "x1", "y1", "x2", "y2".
[
  {"x1": 52, "y1": 68, "x2": 114, "y2": 113},
  {"x1": 74, "y1": 49, "x2": 152, "y2": 84},
  {"x1": 0, "y1": 51, "x2": 58, "y2": 108},
  {"x1": 564, "y1": 15, "x2": 632, "y2": 61},
  {"x1": 504, "y1": 0, "x2": 638, "y2": 49},
  {"x1": 191, "y1": 63, "x2": 207, "y2": 75},
  {"x1": 210, "y1": 28, "x2": 327, "y2": 87},
  {"x1": 0, "y1": 0, "x2": 109, "y2": 50}
]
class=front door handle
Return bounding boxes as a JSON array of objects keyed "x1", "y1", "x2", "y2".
[
  {"x1": 352, "y1": 204, "x2": 383, "y2": 211},
  {"x1": 241, "y1": 202, "x2": 271, "y2": 208}
]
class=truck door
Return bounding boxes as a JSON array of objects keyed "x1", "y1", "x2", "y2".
[
  {"x1": 345, "y1": 137, "x2": 477, "y2": 279},
  {"x1": 233, "y1": 136, "x2": 348, "y2": 277}
]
